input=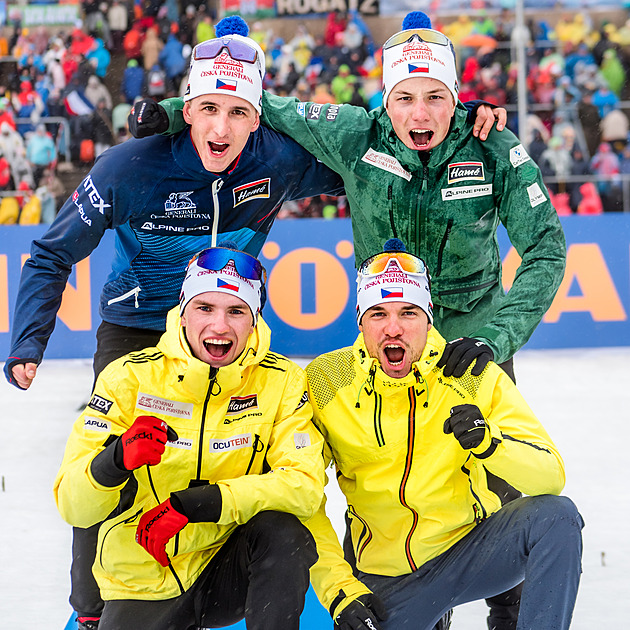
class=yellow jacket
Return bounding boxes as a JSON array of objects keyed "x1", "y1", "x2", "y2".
[
  {"x1": 54, "y1": 309, "x2": 325, "y2": 601},
  {"x1": 305, "y1": 328, "x2": 565, "y2": 616}
]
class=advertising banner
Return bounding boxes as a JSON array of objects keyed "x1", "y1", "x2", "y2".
[
  {"x1": 1, "y1": 215, "x2": 629, "y2": 362},
  {"x1": 6, "y1": 2, "x2": 79, "y2": 26}
]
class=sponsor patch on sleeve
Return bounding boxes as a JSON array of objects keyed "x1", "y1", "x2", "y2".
[
  {"x1": 136, "y1": 393, "x2": 193, "y2": 419},
  {"x1": 297, "y1": 102, "x2": 305, "y2": 116},
  {"x1": 294, "y1": 432, "x2": 312, "y2": 449},
  {"x1": 88, "y1": 394, "x2": 113, "y2": 414},
  {"x1": 527, "y1": 182, "x2": 546, "y2": 207},
  {"x1": 509, "y1": 144, "x2": 531, "y2": 168},
  {"x1": 295, "y1": 391, "x2": 309, "y2": 411},
  {"x1": 84, "y1": 416, "x2": 110, "y2": 432}
]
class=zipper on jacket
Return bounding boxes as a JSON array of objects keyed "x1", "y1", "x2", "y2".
[
  {"x1": 436, "y1": 218, "x2": 454, "y2": 277},
  {"x1": 387, "y1": 185, "x2": 399, "y2": 239},
  {"x1": 414, "y1": 161, "x2": 429, "y2": 252},
  {"x1": 347, "y1": 505, "x2": 373, "y2": 564},
  {"x1": 245, "y1": 434, "x2": 264, "y2": 474},
  {"x1": 437, "y1": 278, "x2": 496, "y2": 297},
  {"x1": 194, "y1": 366, "x2": 219, "y2": 482},
  {"x1": 98, "y1": 508, "x2": 142, "y2": 567},
  {"x1": 210, "y1": 179, "x2": 224, "y2": 248},
  {"x1": 460, "y1": 463, "x2": 489, "y2": 524},
  {"x1": 398, "y1": 387, "x2": 420, "y2": 572},
  {"x1": 107, "y1": 286, "x2": 141, "y2": 308},
  {"x1": 373, "y1": 392, "x2": 385, "y2": 447}
]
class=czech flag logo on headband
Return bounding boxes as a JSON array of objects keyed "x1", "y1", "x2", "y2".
[
  {"x1": 409, "y1": 63, "x2": 429, "y2": 73},
  {"x1": 381, "y1": 287, "x2": 404, "y2": 299},
  {"x1": 218, "y1": 278, "x2": 240, "y2": 292},
  {"x1": 216, "y1": 78, "x2": 237, "y2": 91}
]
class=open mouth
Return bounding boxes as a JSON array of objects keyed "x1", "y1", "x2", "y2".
[
  {"x1": 208, "y1": 141, "x2": 229, "y2": 155},
  {"x1": 203, "y1": 338, "x2": 233, "y2": 359},
  {"x1": 384, "y1": 344, "x2": 405, "y2": 366},
  {"x1": 410, "y1": 129, "x2": 434, "y2": 148}
]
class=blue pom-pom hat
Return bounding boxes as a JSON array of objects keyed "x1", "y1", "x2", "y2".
[{"x1": 185, "y1": 16, "x2": 266, "y2": 113}]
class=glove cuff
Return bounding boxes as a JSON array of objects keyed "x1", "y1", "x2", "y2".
[
  {"x1": 330, "y1": 584, "x2": 373, "y2": 619},
  {"x1": 473, "y1": 436, "x2": 500, "y2": 459},
  {"x1": 91, "y1": 438, "x2": 132, "y2": 487},
  {"x1": 171, "y1": 483, "x2": 222, "y2": 522}
]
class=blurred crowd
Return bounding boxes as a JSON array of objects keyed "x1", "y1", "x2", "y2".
[{"x1": 2, "y1": 2, "x2": 630, "y2": 225}]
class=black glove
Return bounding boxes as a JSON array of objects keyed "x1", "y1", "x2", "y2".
[
  {"x1": 128, "y1": 99, "x2": 169, "y2": 138},
  {"x1": 335, "y1": 593, "x2": 387, "y2": 630},
  {"x1": 436, "y1": 337, "x2": 493, "y2": 378},
  {"x1": 443, "y1": 404, "x2": 488, "y2": 450}
]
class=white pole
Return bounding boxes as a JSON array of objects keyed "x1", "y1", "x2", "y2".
[{"x1": 512, "y1": 0, "x2": 529, "y2": 146}]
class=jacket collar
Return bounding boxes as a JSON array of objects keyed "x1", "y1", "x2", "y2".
[{"x1": 158, "y1": 306, "x2": 272, "y2": 397}]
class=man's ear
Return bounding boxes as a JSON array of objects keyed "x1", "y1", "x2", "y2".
[
  {"x1": 183, "y1": 101, "x2": 192, "y2": 125},
  {"x1": 251, "y1": 112, "x2": 260, "y2": 133}
]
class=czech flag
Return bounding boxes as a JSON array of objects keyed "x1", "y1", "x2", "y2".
[
  {"x1": 409, "y1": 63, "x2": 429, "y2": 74},
  {"x1": 216, "y1": 79, "x2": 237, "y2": 91},
  {"x1": 218, "y1": 278, "x2": 239, "y2": 292},
  {"x1": 381, "y1": 288, "x2": 404, "y2": 299},
  {"x1": 64, "y1": 90, "x2": 95, "y2": 116}
]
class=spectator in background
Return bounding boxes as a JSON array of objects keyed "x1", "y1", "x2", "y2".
[
  {"x1": 145, "y1": 63, "x2": 167, "y2": 100},
  {"x1": 577, "y1": 90, "x2": 601, "y2": 157},
  {"x1": 141, "y1": 26, "x2": 164, "y2": 72},
  {"x1": 111, "y1": 97, "x2": 132, "y2": 142},
  {"x1": 86, "y1": 37, "x2": 111, "y2": 79},
  {"x1": 123, "y1": 21, "x2": 144, "y2": 61},
  {"x1": 26, "y1": 123, "x2": 56, "y2": 187},
  {"x1": 528, "y1": 128, "x2": 548, "y2": 166},
  {"x1": 107, "y1": 0, "x2": 128, "y2": 52},
  {"x1": 590, "y1": 142, "x2": 622, "y2": 211},
  {"x1": 600, "y1": 48, "x2": 626, "y2": 97},
  {"x1": 84, "y1": 74, "x2": 112, "y2": 110},
  {"x1": 0, "y1": 121, "x2": 34, "y2": 188},
  {"x1": 121, "y1": 59, "x2": 144, "y2": 104},
  {"x1": 159, "y1": 30, "x2": 188, "y2": 94},
  {"x1": 592, "y1": 83, "x2": 619, "y2": 119},
  {"x1": 196, "y1": 10, "x2": 214, "y2": 46},
  {"x1": 539, "y1": 136, "x2": 572, "y2": 194},
  {"x1": 0, "y1": 97, "x2": 17, "y2": 130},
  {"x1": 600, "y1": 107, "x2": 629, "y2": 153},
  {"x1": 91, "y1": 98, "x2": 115, "y2": 157},
  {"x1": 569, "y1": 146, "x2": 593, "y2": 213}
]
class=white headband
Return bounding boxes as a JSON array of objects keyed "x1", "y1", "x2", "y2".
[
  {"x1": 357, "y1": 257, "x2": 433, "y2": 324},
  {"x1": 184, "y1": 34, "x2": 265, "y2": 113},
  {"x1": 382, "y1": 31, "x2": 458, "y2": 106}
]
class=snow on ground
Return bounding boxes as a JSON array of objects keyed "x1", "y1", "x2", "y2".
[{"x1": 1, "y1": 347, "x2": 629, "y2": 628}]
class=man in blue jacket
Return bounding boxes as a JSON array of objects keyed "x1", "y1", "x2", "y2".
[{"x1": 4, "y1": 23, "x2": 343, "y2": 630}]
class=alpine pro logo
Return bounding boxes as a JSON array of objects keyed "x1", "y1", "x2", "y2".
[
  {"x1": 441, "y1": 184, "x2": 493, "y2": 201},
  {"x1": 226, "y1": 395, "x2": 259, "y2": 415},
  {"x1": 448, "y1": 162, "x2": 485, "y2": 184},
  {"x1": 88, "y1": 394, "x2": 113, "y2": 414},
  {"x1": 233, "y1": 178, "x2": 271, "y2": 206}
]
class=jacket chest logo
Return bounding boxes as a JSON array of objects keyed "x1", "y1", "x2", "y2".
[
  {"x1": 233, "y1": 178, "x2": 271, "y2": 207},
  {"x1": 441, "y1": 184, "x2": 493, "y2": 201},
  {"x1": 164, "y1": 191, "x2": 196, "y2": 214},
  {"x1": 226, "y1": 394, "x2": 259, "y2": 415},
  {"x1": 361, "y1": 147, "x2": 412, "y2": 181},
  {"x1": 136, "y1": 392, "x2": 193, "y2": 419},
  {"x1": 447, "y1": 162, "x2": 484, "y2": 183},
  {"x1": 209, "y1": 433, "x2": 252, "y2": 452}
]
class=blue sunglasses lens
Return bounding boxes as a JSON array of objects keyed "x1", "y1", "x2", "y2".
[{"x1": 194, "y1": 248, "x2": 265, "y2": 281}]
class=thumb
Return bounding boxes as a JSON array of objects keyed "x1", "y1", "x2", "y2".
[
  {"x1": 25, "y1": 363, "x2": 37, "y2": 378},
  {"x1": 443, "y1": 417, "x2": 453, "y2": 434}
]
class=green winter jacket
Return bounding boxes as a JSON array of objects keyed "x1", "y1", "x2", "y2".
[{"x1": 160, "y1": 96, "x2": 566, "y2": 364}]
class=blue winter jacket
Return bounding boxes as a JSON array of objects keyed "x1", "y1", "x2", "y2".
[{"x1": 5, "y1": 126, "x2": 344, "y2": 380}]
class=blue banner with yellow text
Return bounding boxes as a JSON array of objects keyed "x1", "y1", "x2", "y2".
[{"x1": 1, "y1": 215, "x2": 629, "y2": 362}]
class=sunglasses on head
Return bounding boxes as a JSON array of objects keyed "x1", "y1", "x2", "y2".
[
  {"x1": 359, "y1": 251, "x2": 428, "y2": 277},
  {"x1": 190, "y1": 247, "x2": 266, "y2": 282},
  {"x1": 383, "y1": 28, "x2": 451, "y2": 51},
  {"x1": 194, "y1": 37, "x2": 258, "y2": 64}
]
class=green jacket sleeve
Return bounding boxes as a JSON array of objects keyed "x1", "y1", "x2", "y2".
[
  {"x1": 473, "y1": 134, "x2": 567, "y2": 363},
  {"x1": 160, "y1": 97, "x2": 186, "y2": 134}
]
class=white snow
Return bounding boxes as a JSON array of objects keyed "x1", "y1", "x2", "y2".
[{"x1": 1, "y1": 348, "x2": 629, "y2": 628}]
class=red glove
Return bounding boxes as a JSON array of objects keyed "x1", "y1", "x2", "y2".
[
  {"x1": 136, "y1": 499, "x2": 189, "y2": 567},
  {"x1": 121, "y1": 415, "x2": 169, "y2": 470}
]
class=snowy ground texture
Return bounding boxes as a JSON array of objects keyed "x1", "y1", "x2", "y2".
[{"x1": 2, "y1": 347, "x2": 629, "y2": 629}]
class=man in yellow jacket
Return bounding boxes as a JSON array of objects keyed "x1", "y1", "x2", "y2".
[
  {"x1": 54, "y1": 245, "x2": 325, "y2": 630},
  {"x1": 305, "y1": 239, "x2": 583, "y2": 630}
]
